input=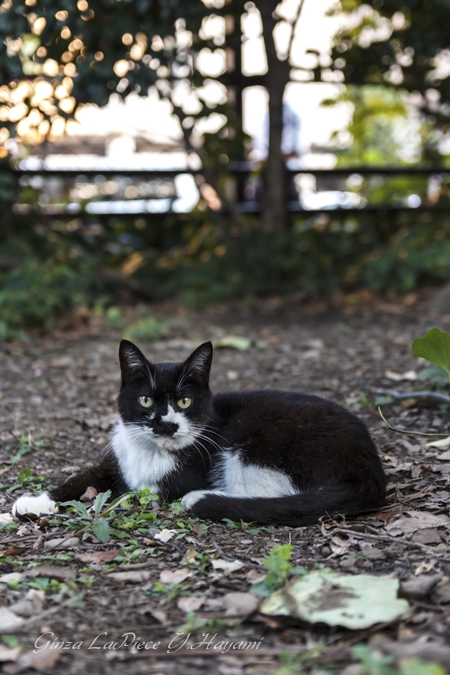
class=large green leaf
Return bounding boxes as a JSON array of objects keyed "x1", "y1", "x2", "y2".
[
  {"x1": 61, "y1": 500, "x2": 90, "y2": 520},
  {"x1": 412, "y1": 328, "x2": 450, "y2": 375},
  {"x1": 260, "y1": 571, "x2": 410, "y2": 629},
  {"x1": 92, "y1": 518, "x2": 110, "y2": 544},
  {"x1": 94, "y1": 490, "x2": 111, "y2": 517}
]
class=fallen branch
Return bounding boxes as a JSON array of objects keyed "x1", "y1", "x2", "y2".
[
  {"x1": 375, "y1": 388, "x2": 450, "y2": 405},
  {"x1": 1, "y1": 594, "x2": 84, "y2": 634},
  {"x1": 378, "y1": 407, "x2": 450, "y2": 437},
  {"x1": 209, "y1": 535, "x2": 262, "y2": 570},
  {"x1": 327, "y1": 526, "x2": 450, "y2": 559}
]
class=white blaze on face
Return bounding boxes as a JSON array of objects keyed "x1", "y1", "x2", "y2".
[{"x1": 161, "y1": 405, "x2": 190, "y2": 436}]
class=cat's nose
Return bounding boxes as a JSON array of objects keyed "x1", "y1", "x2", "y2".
[{"x1": 154, "y1": 419, "x2": 178, "y2": 436}]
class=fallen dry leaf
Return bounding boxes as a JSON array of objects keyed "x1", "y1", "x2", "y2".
[
  {"x1": 153, "y1": 529, "x2": 177, "y2": 543},
  {"x1": 399, "y1": 574, "x2": 443, "y2": 601},
  {"x1": 0, "y1": 607, "x2": 24, "y2": 631},
  {"x1": 181, "y1": 547, "x2": 197, "y2": 565},
  {"x1": 411, "y1": 528, "x2": 442, "y2": 545},
  {"x1": 246, "y1": 569, "x2": 266, "y2": 584},
  {"x1": 0, "y1": 646, "x2": 21, "y2": 662},
  {"x1": 49, "y1": 356, "x2": 73, "y2": 367},
  {"x1": 137, "y1": 606, "x2": 167, "y2": 623},
  {"x1": 107, "y1": 570, "x2": 153, "y2": 583},
  {"x1": 76, "y1": 550, "x2": 120, "y2": 564},
  {"x1": 177, "y1": 596, "x2": 205, "y2": 613},
  {"x1": 159, "y1": 567, "x2": 191, "y2": 584},
  {"x1": 18, "y1": 645, "x2": 60, "y2": 670},
  {"x1": 360, "y1": 544, "x2": 384, "y2": 560},
  {"x1": 432, "y1": 580, "x2": 450, "y2": 604},
  {"x1": 203, "y1": 598, "x2": 225, "y2": 612},
  {"x1": 44, "y1": 536, "x2": 80, "y2": 550},
  {"x1": 3, "y1": 545, "x2": 27, "y2": 556},
  {"x1": 0, "y1": 513, "x2": 13, "y2": 524},
  {"x1": 383, "y1": 637, "x2": 450, "y2": 665},
  {"x1": 192, "y1": 522, "x2": 204, "y2": 537},
  {"x1": 80, "y1": 486, "x2": 98, "y2": 501},
  {"x1": 9, "y1": 589, "x2": 45, "y2": 618},
  {"x1": 261, "y1": 572, "x2": 410, "y2": 629},
  {"x1": 415, "y1": 560, "x2": 437, "y2": 575},
  {"x1": 0, "y1": 572, "x2": 24, "y2": 584},
  {"x1": 385, "y1": 511, "x2": 450, "y2": 534},
  {"x1": 223, "y1": 592, "x2": 260, "y2": 617},
  {"x1": 27, "y1": 564, "x2": 76, "y2": 581},
  {"x1": 384, "y1": 369, "x2": 417, "y2": 381},
  {"x1": 211, "y1": 559, "x2": 244, "y2": 574}
]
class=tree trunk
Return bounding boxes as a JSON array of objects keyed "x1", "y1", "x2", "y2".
[{"x1": 257, "y1": 0, "x2": 291, "y2": 231}]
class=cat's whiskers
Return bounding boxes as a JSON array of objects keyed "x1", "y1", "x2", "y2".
[
  {"x1": 188, "y1": 424, "x2": 225, "y2": 453},
  {"x1": 175, "y1": 366, "x2": 192, "y2": 395},
  {"x1": 191, "y1": 444, "x2": 210, "y2": 471},
  {"x1": 195, "y1": 423, "x2": 228, "y2": 445}
]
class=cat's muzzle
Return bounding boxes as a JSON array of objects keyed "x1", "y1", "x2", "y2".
[{"x1": 153, "y1": 420, "x2": 178, "y2": 437}]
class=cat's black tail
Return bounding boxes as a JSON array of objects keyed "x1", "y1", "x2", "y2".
[{"x1": 188, "y1": 481, "x2": 385, "y2": 527}]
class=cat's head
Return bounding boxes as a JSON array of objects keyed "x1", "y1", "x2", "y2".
[{"x1": 117, "y1": 339, "x2": 213, "y2": 452}]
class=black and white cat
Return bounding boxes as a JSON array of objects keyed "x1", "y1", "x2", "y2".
[{"x1": 13, "y1": 340, "x2": 386, "y2": 527}]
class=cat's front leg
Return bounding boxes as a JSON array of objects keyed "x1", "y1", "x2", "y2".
[
  {"x1": 12, "y1": 451, "x2": 125, "y2": 518},
  {"x1": 181, "y1": 489, "x2": 225, "y2": 510},
  {"x1": 12, "y1": 492, "x2": 58, "y2": 517}
]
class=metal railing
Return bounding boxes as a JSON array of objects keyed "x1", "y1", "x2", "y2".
[{"x1": 1, "y1": 163, "x2": 449, "y2": 218}]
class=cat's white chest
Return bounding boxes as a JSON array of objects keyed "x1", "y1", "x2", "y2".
[
  {"x1": 216, "y1": 450, "x2": 297, "y2": 497},
  {"x1": 112, "y1": 420, "x2": 177, "y2": 491}
]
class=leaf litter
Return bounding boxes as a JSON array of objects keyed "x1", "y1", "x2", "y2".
[{"x1": 1, "y1": 297, "x2": 450, "y2": 673}]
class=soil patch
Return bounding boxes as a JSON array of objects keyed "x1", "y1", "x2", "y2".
[{"x1": 1, "y1": 293, "x2": 450, "y2": 674}]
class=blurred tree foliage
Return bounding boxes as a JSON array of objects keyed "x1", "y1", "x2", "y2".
[
  {"x1": 0, "y1": 0, "x2": 225, "y2": 130},
  {"x1": 329, "y1": 0, "x2": 450, "y2": 163},
  {"x1": 1, "y1": 0, "x2": 450, "y2": 337},
  {"x1": 0, "y1": 0, "x2": 248, "y2": 199},
  {"x1": 325, "y1": 86, "x2": 410, "y2": 166}
]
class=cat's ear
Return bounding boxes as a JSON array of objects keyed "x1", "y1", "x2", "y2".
[
  {"x1": 119, "y1": 340, "x2": 152, "y2": 382},
  {"x1": 182, "y1": 341, "x2": 213, "y2": 386}
]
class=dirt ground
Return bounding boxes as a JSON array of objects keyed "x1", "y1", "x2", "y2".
[{"x1": 1, "y1": 292, "x2": 450, "y2": 674}]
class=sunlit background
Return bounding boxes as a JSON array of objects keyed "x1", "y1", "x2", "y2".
[{"x1": 0, "y1": 0, "x2": 449, "y2": 337}]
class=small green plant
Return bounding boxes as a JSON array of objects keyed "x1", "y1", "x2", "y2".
[
  {"x1": 151, "y1": 581, "x2": 185, "y2": 600},
  {"x1": 6, "y1": 433, "x2": 45, "y2": 465},
  {"x1": 351, "y1": 645, "x2": 446, "y2": 675},
  {"x1": 106, "y1": 306, "x2": 124, "y2": 329},
  {"x1": 125, "y1": 316, "x2": 168, "y2": 341},
  {"x1": 2, "y1": 466, "x2": 47, "y2": 493},
  {"x1": 62, "y1": 490, "x2": 114, "y2": 543},
  {"x1": 2, "y1": 635, "x2": 21, "y2": 649},
  {"x1": 58, "y1": 487, "x2": 163, "y2": 545},
  {"x1": 412, "y1": 327, "x2": 450, "y2": 387},
  {"x1": 0, "y1": 260, "x2": 105, "y2": 339},
  {"x1": 417, "y1": 364, "x2": 449, "y2": 388},
  {"x1": 251, "y1": 544, "x2": 294, "y2": 597}
]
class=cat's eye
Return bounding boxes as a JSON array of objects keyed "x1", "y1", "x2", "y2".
[
  {"x1": 139, "y1": 395, "x2": 154, "y2": 408},
  {"x1": 177, "y1": 397, "x2": 192, "y2": 409}
]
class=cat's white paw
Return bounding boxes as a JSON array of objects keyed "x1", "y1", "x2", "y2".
[
  {"x1": 181, "y1": 490, "x2": 225, "y2": 510},
  {"x1": 12, "y1": 493, "x2": 57, "y2": 518}
]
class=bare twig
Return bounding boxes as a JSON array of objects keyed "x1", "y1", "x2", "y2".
[
  {"x1": 326, "y1": 526, "x2": 450, "y2": 559},
  {"x1": 169, "y1": 97, "x2": 247, "y2": 235},
  {"x1": 376, "y1": 388, "x2": 450, "y2": 405},
  {"x1": 210, "y1": 535, "x2": 262, "y2": 570},
  {"x1": 378, "y1": 407, "x2": 450, "y2": 437},
  {"x1": 145, "y1": 534, "x2": 184, "y2": 554},
  {"x1": 286, "y1": 0, "x2": 307, "y2": 63},
  {"x1": 1, "y1": 594, "x2": 84, "y2": 634}
]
